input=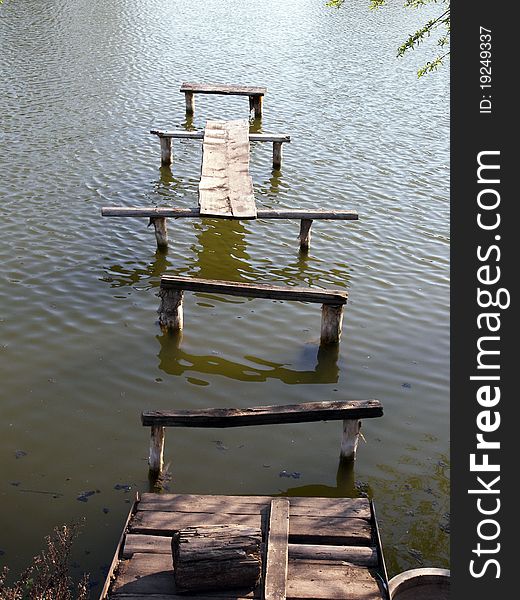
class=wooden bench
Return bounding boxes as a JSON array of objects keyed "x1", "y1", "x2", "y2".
[
  {"x1": 150, "y1": 129, "x2": 291, "y2": 169},
  {"x1": 101, "y1": 207, "x2": 358, "y2": 252},
  {"x1": 142, "y1": 399, "x2": 384, "y2": 476},
  {"x1": 158, "y1": 275, "x2": 347, "y2": 344},
  {"x1": 181, "y1": 82, "x2": 267, "y2": 118}
]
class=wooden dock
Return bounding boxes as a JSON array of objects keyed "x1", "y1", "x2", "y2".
[
  {"x1": 180, "y1": 82, "x2": 267, "y2": 118},
  {"x1": 100, "y1": 493, "x2": 388, "y2": 600}
]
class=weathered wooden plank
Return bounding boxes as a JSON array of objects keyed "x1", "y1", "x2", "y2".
[
  {"x1": 286, "y1": 560, "x2": 384, "y2": 599},
  {"x1": 111, "y1": 553, "x2": 258, "y2": 597},
  {"x1": 181, "y1": 83, "x2": 266, "y2": 96},
  {"x1": 160, "y1": 276, "x2": 348, "y2": 305},
  {"x1": 199, "y1": 120, "x2": 256, "y2": 218},
  {"x1": 101, "y1": 207, "x2": 358, "y2": 220},
  {"x1": 123, "y1": 534, "x2": 172, "y2": 558},
  {"x1": 113, "y1": 595, "x2": 254, "y2": 599},
  {"x1": 141, "y1": 400, "x2": 381, "y2": 428},
  {"x1": 129, "y1": 512, "x2": 372, "y2": 545},
  {"x1": 264, "y1": 499, "x2": 289, "y2": 600},
  {"x1": 137, "y1": 494, "x2": 371, "y2": 519},
  {"x1": 288, "y1": 544, "x2": 378, "y2": 567},
  {"x1": 151, "y1": 130, "x2": 291, "y2": 143}
]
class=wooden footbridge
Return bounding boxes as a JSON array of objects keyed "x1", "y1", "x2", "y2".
[
  {"x1": 102, "y1": 116, "x2": 358, "y2": 253},
  {"x1": 100, "y1": 494, "x2": 388, "y2": 600},
  {"x1": 98, "y1": 83, "x2": 391, "y2": 600}
]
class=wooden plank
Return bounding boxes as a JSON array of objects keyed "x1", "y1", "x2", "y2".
[
  {"x1": 150, "y1": 130, "x2": 290, "y2": 143},
  {"x1": 129, "y1": 512, "x2": 372, "y2": 545},
  {"x1": 141, "y1": 400, "x2": 381, "y2": 428},
  {"x1": 286, "y1": 560, "x2": 384, "y2": 599},
  {"x1": 288, "y1": 544, "x2": 378, "y2": 567},
  {"x1": 123, "y1": 534, "x2": 172, "y2": 558},
  {"x1": 181, "y1": 82, "x2": 266, "y2": 96},
  {"x1": 111, "y1": 553, "x2": 258, "y2": 597},
  {"x1": 160, "y1": 276, "x2": 348, "y2": 305},
  {"x1": 199, "y1": 120, "x2": 256, "y2": 218},
  {"x1": 114, "y1": 595, "x2": 254, "y2": 599},
  {"x1": 101, "y1": 207, "x2": 358, "y2": 220},
  {"x1": 137, "y1": 494, "x2": 371, "y2": 519},
  {"x1": 264, "y1": 499, "x2": 289, "y2": 600}
]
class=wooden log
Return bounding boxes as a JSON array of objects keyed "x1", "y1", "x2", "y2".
[
  {"x1": 160, "y1": 276, "x2": 348, "y2": 305},
  {"x1": 172, "y1": 525, "x2": 262, "y2": 592},
  {"x1": 157, "y1": 288, "x2": 184, "y2": 333},
  {"x1": 340, "y1": 419, "x2": 361, "y2": 460},
  {"x1": 320, "y1": 304, "x2": 344, "y2": 344},
  {"x1": 142, "y1": 399, "x2": 383, "y2": 428},
  {"x1": 159, "y1": 136, "x2": 172, "y2": 166},
  {"x1": 185, "y1": 91, "x2": 195, "y2": 114},
  {"x1": 272, "y1": 141, "x2": 283, "y2": 170},
  {"x1": 102, "y1": 207, "x2": 357, "y2": 220},
  {"x1": 298, "y1": 219, "x2": 313, "y2": 252},
  {"x1": 264, "y1": 499, "x2": 289, "y2": 600},
  {"x1": 149, "y1": 425, "x2": 165, "y2": 476},
  {"x1": 150, "y1": 217, "x2": 168, "y2": 249}
]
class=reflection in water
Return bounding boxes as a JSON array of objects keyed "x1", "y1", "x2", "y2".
[
  {"x1": 157, "y1": 332, "x2": 340, "y2": 384},
  {"x1": 103, "y1": 248, "x2": 175, "y2": 289},
  {"x1": 182, "y1": 115, "x2": 196, "y2": 131},
  {"x1": 192, "y1": 219, "x2": 254, "y2": 282},
  {"x1": 279, "y1": 458, "x2": 361, "y2": 498}
]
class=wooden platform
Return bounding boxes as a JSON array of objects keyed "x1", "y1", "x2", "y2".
[
  {"x1": 101, "y1": 493, "x2": 388, "y2": 600},
  {"x1": 199, "y1": 120, "x2": 256, "y2": 219},
  {"x1": 180, "y1": 82, "x2": 267, "y2": 118}
]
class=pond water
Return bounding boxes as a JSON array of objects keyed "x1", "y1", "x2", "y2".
[{"x1": 0, "y1": 0, "x2": 449, "y2": 591}]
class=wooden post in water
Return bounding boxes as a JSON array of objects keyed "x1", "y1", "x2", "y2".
[
  {"x1": 149, "y1": 424, "x2": 165, "y2": 476},
  {"x1": 150, "y1": 217, "x2": 168, "y2": 249},
  {"x1": 159, "y1": 136, "x2": 172, "y2": 166},
  {"x1": 299, "y1": 219, "x2": 313, "y2": 252},
  {"x1": 158, "y1": 288, "x2": 184, "y2": 333},
  {"x1": 340, "y1": 419, "x2": 361, "y2": 460},
  {"x1": 273, "y1": 141, "x2": 283, "y2": 170},
  {"x1": 185, "y1": 91, "x2": 195, "y2": 114},
  {"x1": 250, "y1": 95, "x2": 263, "y2": 118},
  {"x1": 320, "y1": 304, "x2": 344, "y2": 344}
]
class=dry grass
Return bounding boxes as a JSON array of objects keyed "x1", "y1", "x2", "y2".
[{"x1": 0, "y1": 523, "x2": 89, "y2": 599}]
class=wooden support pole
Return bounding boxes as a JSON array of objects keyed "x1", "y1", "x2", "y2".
[
  {"x1": 150, "y1": 217, "x2": 168, "y2": 249},
  {"x1": 340, "y1": 419, "x2": 361, "y2": 460},
  {"x1": 185, "y1": 91, "x2": 195, "y2": 114},
  {"x1": 149, "y1": 424, "x2": 165, "y2": 476},
  {"x1": 158, "y1": 288, "x2": 184, "y2": 333},
  {"x1": 251, "y1": 95, "x2": 263, "y2": 118},
  {"x1": 320, "y1": 303, "x2": 344, "y2": 344},
  {"x1": 298, "y1": 219, "x2": 313, "y2": 252},
  {"x1": 249, "y1": 96, "x2": 255, "y2": 112},
  {"x1": 159, "y1": 136, "x2": 172, "y2": 166},
  {"x1": 272, "y1": 141, "x2": 283, "y2": 169}
]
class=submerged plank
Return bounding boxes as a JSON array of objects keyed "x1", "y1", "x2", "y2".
[{"x1": 199, "y1": 120, "x2": 256, "y2": 218}]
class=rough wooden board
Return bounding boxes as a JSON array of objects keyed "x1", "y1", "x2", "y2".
[
  {"x1": 137, "y1": 494, "x2": 371, "y2": 519},
  {"x1": 129, "y1": 512, "x2": 372, "y2": 545},
  {"x1": 160, "y1": 276, "x2": 347, "y2": 305},
  {"x1": 101, "y1": 207, "x2": 358, "y2": 220},
  {"x1": 123, "y1": 534, "x2": 172, "y2": 558},
  {"x1": 264, "y1": 499, "x2": 289, "y2": 600},
  {"x1": 150, "y1": 130, "x2": 290, "y2": 143},
  {"x1": 287, "y1": 560, "x2": 384, "y2": 600},
  {"x1": 111, "y1": 553, "x2": 258, "y2": 598},
  {"x1": 199, "y1": 120, "x2": 256, "y2": 219},
  {"x1": 113, "y1": 596, "x2": 254, "y2": 599},
  {"x1": 181, "y1": 82, "x2": 266, "y2": 96},
  {"x1": 141, "y1": 400, "x2": 381, "y2": 428}
]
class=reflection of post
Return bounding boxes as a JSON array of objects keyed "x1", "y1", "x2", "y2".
[
  {"x1": 194, "y1": 219, "x2": 253, "y2": 282},
  {"x1": 315, "y1": 343, "x2": 340, "y2": 383}
]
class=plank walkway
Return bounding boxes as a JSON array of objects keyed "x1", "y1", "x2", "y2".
[
  {"x1": 101, "y1": 493, "x2": 388, "y2": 600},
  {"x1": 199, "y1": 120, "x2": 256, "y2": 219}
]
